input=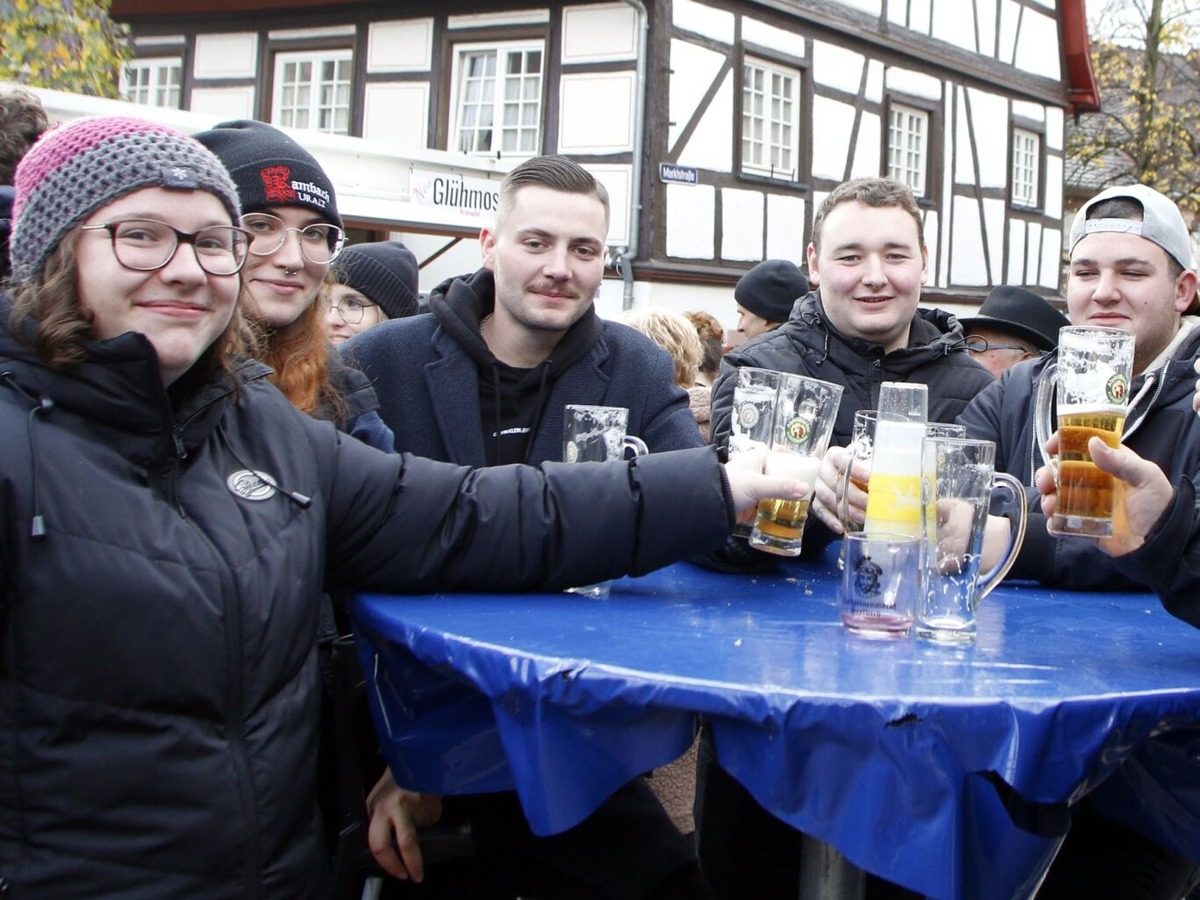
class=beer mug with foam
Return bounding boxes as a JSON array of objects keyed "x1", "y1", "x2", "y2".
[
  {"x1": 729, "y1": 368, "x2": 784, "y2": 537},
  {"x1": 1034, "y1": 325, "x2": 1135, "y2": 537},
  {"x1": 916, "y1": 436, "x2": 1027, "y2": 643},
  {"x1": 748, "y1": 373, "x2": 843, "y2": 556}
]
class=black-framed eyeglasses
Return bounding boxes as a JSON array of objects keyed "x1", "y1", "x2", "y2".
[
  {"x1": 240, "y1": 212, "x2": 345, "y2": 264},
  {"x1": 965, "y1": 335, "x2": 1031, "y2": 354},
  {"x1": 330, "y1": 296, "x2": 378, "y2": 325},
  {"x1": 81, "y1": 219, "x2": 252, "y2": 276}
]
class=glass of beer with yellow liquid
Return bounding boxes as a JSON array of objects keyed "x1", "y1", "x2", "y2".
[
  {"x1": 749, "y1": 374, "x2": 843, "y2": 556},
  {"x1": 1034, "y1": 325, "x2": 1135, "y2": 537}
]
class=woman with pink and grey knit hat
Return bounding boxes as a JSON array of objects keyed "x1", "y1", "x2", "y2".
[{"x1": 0, "y1": 116, "x2": 803, "y2": 897}]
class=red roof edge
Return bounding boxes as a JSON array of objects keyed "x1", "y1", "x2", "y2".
[{"x1": 1062, "y1": 0, "x2": 1101, "y2": 112}]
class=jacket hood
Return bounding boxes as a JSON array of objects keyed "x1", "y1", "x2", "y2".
[
  {"x1": 425, "y1": 267, "x2": 605, "y2": 462},
  {"x1": 779, "y1": 291, "x2": 969, "y2": 372}
]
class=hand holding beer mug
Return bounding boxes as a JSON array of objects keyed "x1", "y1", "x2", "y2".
[
  {"x1": 748, "y1": 374, "x2": 843, "y2": 556},
  {"x1": 1034, "y1": 325, "x2": 1135, "y2": 537},
  {"x1": 729, "y1": 368, "x2": 785, "y2": 537}
]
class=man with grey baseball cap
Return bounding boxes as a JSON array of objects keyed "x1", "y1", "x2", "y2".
[{"x1": 959, "y1": 183, "x2": 1200, "y2": 896}]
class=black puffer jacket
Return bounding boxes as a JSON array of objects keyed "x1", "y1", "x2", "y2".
[
  {"x1": 710, "y1": 292, "x2": 995, "y2": 452},
  {"x1": 0, "y1": 328, "x2": 733, "y2": 897}
]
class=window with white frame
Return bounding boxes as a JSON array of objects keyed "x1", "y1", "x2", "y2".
[
  {"x1": 1011, "y1": 128, "x2": 1041, "y2": 209},
  {"x1": 451, "y1": 41, "x2": 543, "y2": 155},
  {"x1": 272, "y1": 50, "x2": 353, "y2": 135},
  {"x1": 888, "y1": 103, "x2": 928, "y2": 197},
  {"x1": 121, "y1": 58, "x2": 183, "y2": 109},
  {"x1": 741, "y1": 57, "x2": 800, "y2": 181}
]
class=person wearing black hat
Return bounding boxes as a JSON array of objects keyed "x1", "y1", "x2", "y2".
[
  {"x1": 734, "y1": 259, "x2": 808, "y2": 340},
  {"x1": 960, "y1": 284, "x2": 1069, "y2": 378},
  {"x1": 327, "y1": 240, "x2": 422, "y2": 345}
]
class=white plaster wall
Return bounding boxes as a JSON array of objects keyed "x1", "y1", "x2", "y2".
[
  {"x1": 194, "y1": 33, "x2": 256, "y2": 78},
  {"x1": 812, "y1": 42, "x2": 867, "y2": 96},
  {"x1": 1046, "y1": 107, "x2": 1064, "y2": 151},
  {"x1": 190, "y1": 87, "x2": 255, "y2": 119},
  {"x1": 742, "y1": 17, "x2": 806, "y2": 58},
  {"x1": 998, "y1": 0, "x2": 1021, "y2": 65},
  {"x1": 665, "y1": 183, "x2": 716, "y2": 259},
  {"x1": 676, "y1": 69, "x2": 733, "y2": 172},
  {"x1": 583, "y1": 163, "x2": 632, "y2": 247},
  {"x1": 931, "y1": 0, "x2": 976, "y2": 53},
  {"x1": 886, "y1": 66, "x2": 941, "y2": 101},
  {"x1": 923, "y1": 209, "x2": 941, "y2": 287},
  {"x1": 367, "y1": 20, "x2": 433, "y2": 73},
  {"x1": 950, "y1": 194, "x2": 988, "y2": 285},
  {"x1": 1025, "y1": 220, "x2": 1044, "y2": 285},
  {"x1": 363, "y1": 84, "x2": 429, "y2": 148},
  {"x1": 721, "y1": 188, "x2": 765, "y2": 261},
  {"x1": 969, "y1": 89, "x2": 1011, "y2": 190},
  {"x1": 1014, "y1": 9, "x2": 1062, "y2": 80},
  {"x1": 810, "y1": 97, "x2": 858, "y2": 181},
  {"x1": 559, "y1": 72, "x2": 636, "y2": 153},
  {"x1": 672, "y1": 0, "x2": 734, "y2": 43},
  {"x1": 766, "y1": 193, "x2": 807, "y2": 261},
  {"x1": 268, "y1": 26, "x2": 354, "y2": 40},
  {"x1": 562, "y1": 3, "x2": 637, "y2": 62},
  {"x1": 1006, "y1": 220, "x2": 1028, "y2": 283},
  {"x1": 850, "y1": 112, "x2": 882, "y2": 180},
  {"x1": 1039, "y1": 227, "x2": 1062, "y2": 288},
  {"x1": 983, "y1": 197, "x2": 1007, "y2": 282},
  {"x1": 1044, "y1": 154, "x2": 1064, "y2": 219},
  {"x1": 865, "y1": 59, "x2": 884, "y2": 104},
  {"x1": 840, "y1": 0, "x2": 883, "y2": 15},
  {"x1": 977, "y1": 0, "x2": 998, "y2": 57},
  {"x1": 668, "y1": 40, "x2": 726, "y2": 152},
  {"x1": 1011, "y1": 100, "x2": 1044, "y2": 124},
  {"x1": 447, "y1": 10, "x2": 549, "y2": 28}
]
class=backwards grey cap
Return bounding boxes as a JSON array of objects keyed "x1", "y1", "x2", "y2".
[{"x1": 1070, "y1": 183, "x2": 1196, "y2": 272}]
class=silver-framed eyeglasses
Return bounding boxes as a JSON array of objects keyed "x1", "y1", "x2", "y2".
[
  {"x1": 81, "y1": 219, "x2": 252, "y2": 276},
  {"x1": 964, "y1": 335, "x2": 1030, "y2": 354},
  {"x1": 240, "y1": 212, "x2": 345, "y2": 265},
  {"x1": 330, "y1": 295, "x2": 378, "y2": 325}
]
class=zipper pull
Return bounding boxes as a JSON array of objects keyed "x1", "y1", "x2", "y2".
[{"x1": 172, "y1": 428, "x2": 188, "y2": 460}]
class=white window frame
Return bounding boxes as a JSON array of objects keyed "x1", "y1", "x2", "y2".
[
  {"x1": 887, "y1": 103, "x2": 929, "y2": 197},
  {"x1": 449, "y1": 40, "x2": 544, "y2": 156},
  {"x1": 272, "y1": 49, "x2": 354, "y2": 135},
  {"x1": 120, "y1": 57, "x2": 183, "y2": 109},
  {"x1": 1011, "y1": 127, "x2": 1041, "y2": 209},
  {"x1": 741, "y1": 56, "x2": 801, "y2": 181}
]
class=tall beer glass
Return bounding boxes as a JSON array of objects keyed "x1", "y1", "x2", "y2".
[
  {"x1": 749, "y1": 374, "x2": 843, "y2": 556},
  {"x1": 728, "y1": 368, "x2": 784, "y2": 537},
  {"x1": 1034, "y1": 325, "x2": 1135, "y2": 537}
]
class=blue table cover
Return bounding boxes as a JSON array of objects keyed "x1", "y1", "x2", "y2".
[{"x1": 351, "y1": 549, "x2": 1200, "y2": 900}]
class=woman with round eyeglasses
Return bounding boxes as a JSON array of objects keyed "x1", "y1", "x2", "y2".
[
  {"x1": 327, "y1": 239, "x2": 422, "y2": 346},
  {"x1": 194, "y1": 119, "x2": 392, "y2": 450},
  {"x1": 0, "y1": 114, "x2": 802, "y2": 900}
]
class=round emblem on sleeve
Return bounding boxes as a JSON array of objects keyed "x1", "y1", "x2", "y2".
[{"x1": 227, "y1": 469, "x2": 279, "y2": 501}]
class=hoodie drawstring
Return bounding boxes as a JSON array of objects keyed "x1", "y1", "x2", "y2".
[{"x1": 1, "y1": 371, "x2": 52, "y2": 540}]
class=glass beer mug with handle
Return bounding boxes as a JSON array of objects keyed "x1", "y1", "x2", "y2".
[
  {"x1": 1033, "y1": 325, "x2": 1135, "y2": 538},
  {"x1": 916, "y1": 436, "x2": 1028, "y2": 643}
]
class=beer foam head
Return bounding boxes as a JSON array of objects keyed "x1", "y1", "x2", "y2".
[{"x1": 1070, "y1": 183, "x2": 1195, "y2": 273}]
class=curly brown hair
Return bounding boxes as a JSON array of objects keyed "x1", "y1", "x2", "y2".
[
  {"x1": 0, "y1": 87, "x2": 51, "y2": 185},
  {"x1": 683, "y1": 310, "x2": 725, "y2": 379}
]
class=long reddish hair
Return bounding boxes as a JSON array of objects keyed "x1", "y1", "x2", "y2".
[{"x1": 248, "y1": 271, "x2": 347, "y2": 424}]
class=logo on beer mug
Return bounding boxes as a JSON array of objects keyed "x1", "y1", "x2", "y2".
[
  {"x1": 738, "y1": 404, "x2": 761, "y2": 429},
  {"x1": 1106, "y1": 373, "x2": 1129, "y2": 404},
  {"x1": 853, "y1": 554, "x2": 883, "y2": 597},
  {"x1": 784, "y1": 415, "x2": 813, "y2": 446}
]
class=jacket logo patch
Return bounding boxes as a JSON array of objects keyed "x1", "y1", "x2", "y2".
[{"x1": 227, "y1": 469, "x2": 279, "y2": 501}]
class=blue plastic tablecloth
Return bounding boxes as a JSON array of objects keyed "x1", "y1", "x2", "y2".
[{"x1": 351, "y1": 551, "x2": 1200, "y2": 899}]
